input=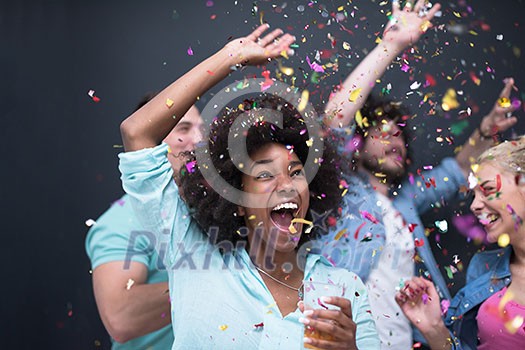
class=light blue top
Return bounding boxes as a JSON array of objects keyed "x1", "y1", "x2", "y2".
[
  {"x1": 119, "y1": 143, "x2": 380, "y2": 350},
  {"x1": 85, "y1": 194, "x2": 173, "y2": 350}
]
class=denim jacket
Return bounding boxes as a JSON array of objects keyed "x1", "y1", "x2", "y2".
[
  {"x1": 445, "y1": 246, "x2": 512, "y2": 349},
  {"x1": 317, "y1": 127, "x2": 468, "y2": 302}
]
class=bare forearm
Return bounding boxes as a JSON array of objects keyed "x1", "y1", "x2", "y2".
[
  {"x1": 324, "y1": 41, "x2": 403, "y2": 128},
  {"x1": 422, "y1": 323, "x2": 454, "y2": 350},
  {"x1": 120, "y1": 48, "x2": 238, "y2": 151},
  {"x1": 98, "y1": 281, "x2": 171, "y2": 343}
]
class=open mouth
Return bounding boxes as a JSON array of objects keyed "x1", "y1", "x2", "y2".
[
  {"x1": 270, "y1": 202, "x2": 299, "y2": 233},
  {"x1": 477, "y1": 212, "x2": 499, "y2": 227}
]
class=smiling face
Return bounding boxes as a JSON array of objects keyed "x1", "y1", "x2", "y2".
[
  {"x1": 470, "y1": 162, "x2": 525, "y2": 244},
  {"x1": 164, "y1": 106, "x2": 204, "y2": 180},
  {"x1": 358, "y1": 119, "x2": 407, "y2": 181},
  {"x1": 240, "y1": 143, "x2": 310, "y2": 254}
]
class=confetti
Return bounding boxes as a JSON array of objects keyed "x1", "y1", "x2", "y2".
[
  {"x1": 441, "y1": 88, "x2": 459, "y2": 111},
  {"x1": 306, "y1": 56, "x2": 324, "y2": 73},
  {"x1": 219, "y1": 324, "x2": 228, "y2": 331},
  {"x1": 187, "y1": 47, "x2": 194, "y2": 56},
  {"x1": 414, "y1": 237, "x2": 424, "y2": 247},
  {"x1": 497, "y1": 97, "x2": 511, "y2": 108},
  {"x1": 360, "y1": 210, "x2": 379, "y2": 224},
  {"x1": 87, "y1": 89, "x2": 101, "y2": 103},
  {"x1": 166, "y1": 98, "x2": 174, "y2": 108},
  {"x1": 85, "y1": 219, "x2": 96, "y2": 227},
  {"x1": 126, "y1": 278, "x2": 135, "y2": 290},
  {"x1": 497, "y1": 233, "x2": 510, "y2": 247},
  {"x1": 289, "y1": 218, "x2": 313, "y2": 234},
  {"x1": 348, "y1": 88, "x2": 362, "y2": 103},
  {"x1": 297, "y1": 90, "x2": 309, "y2": 112},
  {"x1": 334, "y1": 228, "x2": 347, "y2": 241}
]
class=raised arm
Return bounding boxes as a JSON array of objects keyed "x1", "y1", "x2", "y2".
[
  {"x1": 120, "y1": 24, "x2": 295, "y2": 151},
  {"x1": 324, "y1": 0, "x2": 441, "y2": 127},
  {"x1": 455, "y1": 78, "x2": 519, "y2": 178}
]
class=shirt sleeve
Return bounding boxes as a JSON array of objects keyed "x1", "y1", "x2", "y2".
[
  {"x1": 118, "y1": 143, "x2": 192, "y2": 266},
  {"x1": 345, "y1": 271, "x2": 381, "y2": 349},
  {"x1": 85, "y1": 197, "x2": 157, "y2": 270},
  {"x1": 399, "y1": 157, "x2": 467, "y2": 216}
]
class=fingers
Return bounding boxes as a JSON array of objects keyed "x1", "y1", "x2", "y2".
[
  {"x1": 265, "y1": 33, "x2": 296, "y2": 57},
  {"x1": 325, "y1": 296, "x2": 353, "y2": 319},
  {"x1": 246, "y1": 23, "x2": 271, "y2": 42},
  {"x1": 297, "y1": 300, "x2": 305, "y2": 313},
  {"x1": 425, "y1": 3, "x2": 441, "y2": 20},
  {"x1": 392, "y1": 0, "x2": 401, "y2": 14},
  {"x1": 404, "y1": 0, "x2": 415, "y2": 11},
  {"x1": 495, "y1": 116, "x2": 518, "y2": 132},
  {"x1": 499, "y1": 77, "x2": 515, "y2": 98},
  {"x1": 300, "y1": 297, "x2": 356, "y2": 346},
  {"x1": 414, "y1": 0, "x2": 426, "y2": 12},
  {"x1": 257, "y1": 28, "x2": 285, "y2": 46}
]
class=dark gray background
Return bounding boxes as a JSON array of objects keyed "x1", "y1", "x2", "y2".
[{"x1": 1, "y1": 0, "x2": 524, "y2": 348}]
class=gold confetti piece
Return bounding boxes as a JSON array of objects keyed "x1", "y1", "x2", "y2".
[
  {"x1": 498, "y1": 233, "x2": 510, "y2": 247},
  {"x1": 355, "y1": 110, "x2": 369, "y2": 128},
  {"x1": 126, "y1": 278, "x2": 135, "y2": 290},
  {"x1": 375, "y1": 37, "x2": 382, "y2": 44},
  {"x1": 348, "y1": 88, "x2": 362, "y2": 103},
  {"x1": 441, "y1": 88, "x2": 460, "y2": 111},
  {"x1": 471, "y1": 164, "x2": 480, "y2": 173},
  {"x1": 337, "y1": 6, "x2": 344, "y2": 11},
  {"x1": 166, "y1": 98, "x2": 174, "y2": 108},
  {"x1": 374, "y1": 172, "x2": 387, "y2": 178},
  {"x1": 334, "y1": 228, "x2": 347, "y2": 241},
  {"x1": 298, "y1": 90, "x2": 309, "y2": 112},
  {"x1": 342, "y1": 41, "x2": 350, "y2": 50},
  {"x1": 342, "y1": 188, "x2": 348, "y2": 197},
  {"x1": 306, "y1": 138, "x2": 314, "y2": 147},
  {"x1": 248, "y1": 215, "x2": 257, "y2": 220},
  {"x1": 278, "y1": 61, "x2": 294, "y2": 76},
  {"x1": 505, "y1": 316, "x2": 524, "y2": 334},
  {"x1": 289, "y1": 218, "x2": 314, "y2": 234},
  {"x1": 420, "y1": 20, "x2": 431, "y2": 32},
  {"x1": 280, "y1": 50, "x2": 289, "y2": 59},
  {"x1": 219, "y1": 324, "x2": 228, "y2": 331},
  {"x1": 453, "y1": 11, "x2": 461, "y2": 18},
  {"x1": 498, "y1": 97, "x2": 511, "y2": 108}
]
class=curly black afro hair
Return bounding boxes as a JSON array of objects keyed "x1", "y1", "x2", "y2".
[{"x1": 179, "y1": 94, "x2": 345, "y2": 247}]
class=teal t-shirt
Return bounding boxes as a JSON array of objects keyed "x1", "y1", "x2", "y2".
[{"x1": 85, "y1": 194, "x2": 173, "y2": 350}]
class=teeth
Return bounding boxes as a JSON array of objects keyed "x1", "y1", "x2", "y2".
[
  {"x1": 272, "y1": 202, "x2": 298, "y2": 211},
  {"x1": 477, "y1": 213, "x2": 498, "y2": 225}
]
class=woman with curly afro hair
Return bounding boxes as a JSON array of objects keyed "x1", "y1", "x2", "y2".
[{"x1": 119, "y1": 24, "x2": 379, "y2": 349}]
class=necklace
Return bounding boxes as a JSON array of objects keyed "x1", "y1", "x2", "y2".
[{"x1": 255, "y1": 266, "x2": 304, "y2": 299}]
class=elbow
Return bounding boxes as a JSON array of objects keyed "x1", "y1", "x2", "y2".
[
  {"x1": 104, "y1": 315, "x2": 135, "y2": 344},
  {"x1": 120, "y1": 118, "x2": 137, "y2": 151}
]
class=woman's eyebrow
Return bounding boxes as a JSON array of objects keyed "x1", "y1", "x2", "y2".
[{"x1": 250, "y1": 158, "x2": 274, "y2": 171}]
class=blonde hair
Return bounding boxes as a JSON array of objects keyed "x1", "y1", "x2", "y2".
[{"x1": 478, "y1": 136, "x2": 525, "y2": 175}]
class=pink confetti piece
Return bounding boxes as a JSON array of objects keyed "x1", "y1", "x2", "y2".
[
  {"x1": 187, "y1": 47, "x2": 194, "y2": 56},
  {"x1": 87, "y1": 89, "x2": 101, "y2": 103},
  {"x1": 360, "y1": 210, "x2": 379, "y2": 224},
  {"x1": 306, "y1": 56, "x2": 324, "y2": 73}
]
